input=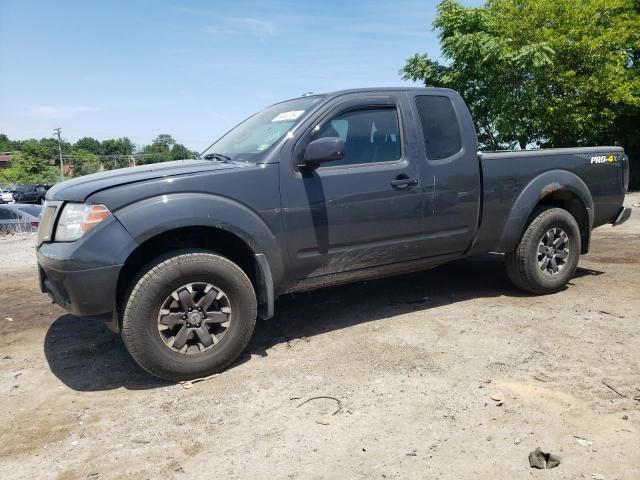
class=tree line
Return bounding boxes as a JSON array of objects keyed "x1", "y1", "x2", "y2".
[
  {"x1": 403, "y1": 0, "x2": 639, "y2": 188},
  {"x1": 0, "y1": 133, "x2": 198, "y2": 185}
]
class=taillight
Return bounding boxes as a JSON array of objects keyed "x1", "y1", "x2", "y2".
[{"x1": 31, "y1": 221, "x2": 39, "y2": 227}]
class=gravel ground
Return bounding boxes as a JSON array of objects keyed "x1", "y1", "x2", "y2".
[
  {"x1": 0, "y1": 230, "x2": 39, "y2": 271},
  {"x1": 0, "y1": 194, "x2": 638, "y2": 480}
]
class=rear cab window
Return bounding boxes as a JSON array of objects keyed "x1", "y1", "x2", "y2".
[{"x1": 414, "y1": 95, "x2": 462, "y2": 160}]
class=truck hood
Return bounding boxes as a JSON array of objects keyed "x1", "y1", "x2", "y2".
[{"x1": 47, "y1": 159, "x2": 244, "y2": 202}]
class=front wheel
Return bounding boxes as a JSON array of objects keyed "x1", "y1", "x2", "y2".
[
  {"x1": 121, "y1": 250, "x2": 257, "y2": 381},
  {"x1": 505, "y1": 207, "x2": 581, "y2": 294}
]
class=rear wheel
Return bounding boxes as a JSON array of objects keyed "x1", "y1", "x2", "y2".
[
  {"x1": 505, "y1": 207, "x2": 581, "y2": 294},
  {"x1": 121, "y1": 250, "x2": 257, "y2": 381}
]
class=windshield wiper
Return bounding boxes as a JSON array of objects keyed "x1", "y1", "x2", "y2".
[{"x1": 202, "y1": 153, "x2": 232, "y2": 163}]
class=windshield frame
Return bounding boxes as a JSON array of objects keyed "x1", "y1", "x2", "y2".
[{"x1": 201, "y1": 95, "x2": 326, "y2": 163}]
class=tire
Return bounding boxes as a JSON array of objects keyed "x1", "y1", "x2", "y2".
[
  {"x1": 121, "y1": 250, "x2": 257, "y2": 381},
  {"x1": 505, "y1": 207, "x2": 581, "y2": 294}
]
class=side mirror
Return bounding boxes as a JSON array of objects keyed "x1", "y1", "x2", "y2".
[{"x1": 300, "y1": 137, "x2": 345, "y2": 169}]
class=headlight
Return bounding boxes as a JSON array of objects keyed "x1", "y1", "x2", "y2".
[{"x1": 55, "y1": 203, "x2": 112, "y2": 242}]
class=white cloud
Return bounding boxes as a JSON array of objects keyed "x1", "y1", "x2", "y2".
[
  {"x1": 171, "y1": 5, "x2": 277, "y2": 39},
  {"x1": 203, "y1": 17, "x2": 277, "y2": 39},
  {"x1": 234, "y1": 17, "x2": 277, "y2": 38},
  {"x1": 25, "y1": 105, "x2": 99, "y2": 119}
]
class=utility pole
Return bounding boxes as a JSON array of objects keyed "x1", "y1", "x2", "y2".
[{"x1": 54, "y1": 128, "x2": 64, "y2": 181}]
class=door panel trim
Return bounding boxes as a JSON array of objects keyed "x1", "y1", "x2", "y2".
[
  {"x1": 279, "y1": 251, "x2": 463, "y2": 294},
  {"x1": 297, "y1": 231, "x2": 423, "y2": 257}
]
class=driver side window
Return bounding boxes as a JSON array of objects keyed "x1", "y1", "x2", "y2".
[{"x1": 315, "y1": 108, "x2": 401, "y2": 167}]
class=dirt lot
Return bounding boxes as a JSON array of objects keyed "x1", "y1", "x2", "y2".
[{"x1": 1, "y1": 194, "x2": 639, "y2": 480}]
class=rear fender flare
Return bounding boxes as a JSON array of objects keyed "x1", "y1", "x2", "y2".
[{"x1": 496, "y1": 170, "x2": 594, "y2": 253}]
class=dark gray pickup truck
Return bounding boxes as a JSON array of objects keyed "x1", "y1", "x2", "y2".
[{"x1": 37, "y1": 88, "x2": 631, "y2": 380}]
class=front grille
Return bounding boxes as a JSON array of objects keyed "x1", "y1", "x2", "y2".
[{"x1": 37, "y1": 202, "x2": 61, "y2": 245}]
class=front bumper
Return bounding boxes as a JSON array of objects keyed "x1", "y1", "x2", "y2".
[
  {"x1": 612, "y1": 206, "x2": 632, "y2": 226},
  {"x1": 36, "y1": 215, "x2": 138, "y2": 324},
  {"x1": 39, "y1": 261, "x2": 122, "y2": 317}
]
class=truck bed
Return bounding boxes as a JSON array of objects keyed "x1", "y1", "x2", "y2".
[{"x1": 471, "y1": 146, "x2": 627, "y2": 254}]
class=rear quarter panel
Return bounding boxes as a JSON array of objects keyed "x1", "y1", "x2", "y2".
[{"x1": 472, "y1": 147, "x2": 625, "y2": 254}]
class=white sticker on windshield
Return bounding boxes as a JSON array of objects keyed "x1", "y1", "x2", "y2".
[{"x1": 272, "y1": 110, "x2": 305, "y2": 122}]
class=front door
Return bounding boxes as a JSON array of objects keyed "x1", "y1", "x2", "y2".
[{"x1": 280, "y1": 96, "x2": 425, "y2": 282}]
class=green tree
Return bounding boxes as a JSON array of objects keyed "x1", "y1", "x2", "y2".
[
  {"x1": 140, "y1": 145, "x2": 171, "y2": 164},
  {"x1": 153, "y1": 134, "x2": 175, "y2": 150},
  {"x1": 136, "y1": 134, "x2": 180, "y2": 164},
  {"x1": 101, "y1": 137, "x2": 135, "y2": 155},
  {"x1": 0, "y1": 134, "x2": 19, "y2": 152},
  {"x1": 18, "y1": 140, "x2": 52, "y2": 160},
  {"x1": 0, "y1": 151, "x2": 57, "y2": 185},
  {"x1": 37, "y1": 137, "x2": 67, "y2": 160},
  {"x1": 170, "y1": 143, "x2": 193, "y2": 160},
  {"x1": 69, "y1": 149, "x2": 103, "y2": 177},
  {"x1": 402, "y1": 0, "x2": 640, "y2": 185},
  {"x1": 146, "y1": 134, "x2": 176, "y2": 154},
  {"x1": 74, "y1": 137, "x2": 102, "y2": 155}
]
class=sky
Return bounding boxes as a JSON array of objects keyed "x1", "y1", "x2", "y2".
[{"x1": 0, "y1": 0, "x2": 482, "y2": 152}]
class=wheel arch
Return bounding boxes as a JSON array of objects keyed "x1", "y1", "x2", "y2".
[
  {"x1": 115, "y1": 225, "x2": 276, "y2": 327},
  {"x1": 114, "y1": 193, "x2": 283, "y2": 326},
  {"x1": 497, "y1": 170, "x2": 594, "y2": 254}
]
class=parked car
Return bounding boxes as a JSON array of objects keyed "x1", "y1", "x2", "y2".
[
  {"x1": 37, "y1": 87, "x2": 631, "y2": 381},
  {"x1": 0, "y1": 203, "x2": 41, "y2": 233},
  {"x1": 0, "y1": 187, "x2": 14, "y2": 204},
  {"x1": 13, "y1": 184, "x2": 49, "y2": 204}
]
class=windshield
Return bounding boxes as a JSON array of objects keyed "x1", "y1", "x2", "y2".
[{"x1": 202, "y1": 96, "x2": 324, "y2": 160}]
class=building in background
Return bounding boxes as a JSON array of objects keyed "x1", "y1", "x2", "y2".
[{"x1": 0, "y1": 152, "x2": 12, "y2": 169}]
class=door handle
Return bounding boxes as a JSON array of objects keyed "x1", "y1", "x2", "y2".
[{"x1": 391, "y1": 177, "x2": 419, "y2": 189}]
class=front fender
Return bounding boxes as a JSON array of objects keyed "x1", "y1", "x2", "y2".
[
  {"x1": 113, "y1": 192, "x2": 285, "y2": 287},
  {"x1": 496, "y1": 170, "x2": 594, "y2": 252}
]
